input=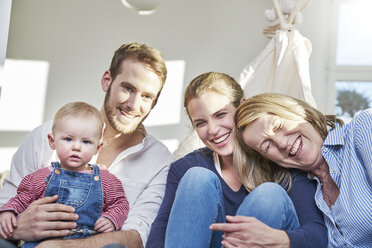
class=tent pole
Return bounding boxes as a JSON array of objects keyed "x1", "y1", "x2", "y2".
[
  {"x1": 288, "y1": 0, "x2": 302, "y2": 24},
  {"x1": 301, "y1": 0, "x2": 313, "y2": 13},
  {"x1": 273, "y1": 0, "x2": 286, "y2": 28}
]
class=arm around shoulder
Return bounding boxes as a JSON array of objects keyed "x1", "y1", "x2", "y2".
[{"x1": 286, "y1": 170, "x2": 328, "y2": 248}]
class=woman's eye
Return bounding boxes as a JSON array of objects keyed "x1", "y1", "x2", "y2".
[
  {"x1": 272, "y1": 118, "x2": 282, "y2": 132},
  {"x1": 274, "y1": 123, "x2": 282, "y2": 132},
  {"x1": 194, "y1": 122, "x2": 205, "y2": 128},
  {"x1": 216, "y1": 112, "x2": 227, "y2": 118},
  {"x1": 263, "y1": 142, "x2": 271, "y2": 153}
]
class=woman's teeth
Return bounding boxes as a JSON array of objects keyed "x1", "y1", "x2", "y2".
[
  {"x1": 212, "y1": 133, "x2": 230, "y2": 144},
  {"x1": 289, "y1": 137, "x2": 301, "y2": 156}
]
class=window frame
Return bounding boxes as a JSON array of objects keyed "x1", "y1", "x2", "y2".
[{"x1": 326, "y1": 0, "x2": 372, "y2": 114}]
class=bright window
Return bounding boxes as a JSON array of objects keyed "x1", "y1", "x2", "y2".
[
  {"x1": 144, "y1": 60, "x2": 185, "y2": 126},
  {"x1": 0, "y1": 59, "x2": 49, "y2": 131},
  {"x1": 328, "y1": 0, "x2": 372, "y2": 115},
  {"x1": 336, "y1": 0, "x2": 372, "y2": 66}
]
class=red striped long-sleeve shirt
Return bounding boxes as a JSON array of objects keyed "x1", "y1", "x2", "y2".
[{"x1": 0, "y1": 165, "x2": 129, "y2": 230}]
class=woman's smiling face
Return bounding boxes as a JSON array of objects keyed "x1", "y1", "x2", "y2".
[
  {"x1": 187, "y1": 91, "x2": 236, "y2": 158},
  {"x1": 241, "y1": 114, "x2": 325, "y2": 172}
]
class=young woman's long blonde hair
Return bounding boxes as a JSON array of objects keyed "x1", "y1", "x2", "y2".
[{"x1": 184, "y1": 73, "x2": 289, "y2": 192}]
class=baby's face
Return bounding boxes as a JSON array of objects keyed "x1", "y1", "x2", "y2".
[{"x1": 49, "y1": 115, "x2": 102, "y2": 171}]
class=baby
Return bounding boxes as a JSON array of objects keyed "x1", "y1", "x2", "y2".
[{"x1": 0, "y1": 102, "x2": 129, "y2": 247}]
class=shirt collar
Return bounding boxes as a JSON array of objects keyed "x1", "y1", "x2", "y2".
[{"x1": 323, "y1": 123, "x2": 345, "y2": 146}]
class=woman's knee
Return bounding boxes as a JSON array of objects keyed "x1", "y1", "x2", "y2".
[
  {"x1": 239, "y1": 182, "x2": 291, "y2": 211},
  {"x1": 237, "y1": 182, "x2": 298, "y2": 230},
  {"x1": 169, "y1": 167, "x2": 225, "y2": 227},
  {"x1": 251, "y1": 182, "x2": 287, "y2": 200},
  {"x1": 177, "y1": 167, "x2": 222, "y2": 198},
  {"x1": 180, "y1": 167, "x2": 219, "y2": 186}
]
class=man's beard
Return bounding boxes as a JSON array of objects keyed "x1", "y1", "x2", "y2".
[{"x1": 103, "y1": 84, "x2": 151, "y2": 135}]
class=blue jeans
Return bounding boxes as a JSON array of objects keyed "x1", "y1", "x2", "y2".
[
  {"x1": 165, "y1": 167, "x2": 299, "y2": 248},
  {"x1": 102, "y1": 244, "x2": 127, "y2": 248},
  {"x1": 0, "y1": 238, "x2": 17, "y2": 248}
]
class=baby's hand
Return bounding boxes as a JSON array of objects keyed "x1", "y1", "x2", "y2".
[
  {"x1": 94, "y1": 217, "x2": 115, "y2": 233},
  {"x1": 98, "y1": 164, "x2": 107, "y2": 169},
  {"x1": 0, "y1": 211, "x2": 17, "y2": 239}
]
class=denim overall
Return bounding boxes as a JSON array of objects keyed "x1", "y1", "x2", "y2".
[{"x1": 22, "y1": 162, "x2": 103, "y2": 248}]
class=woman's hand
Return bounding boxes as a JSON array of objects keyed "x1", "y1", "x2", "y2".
[
  {"x1": 210, "y1": 215, "x2": 290, "y2": 248},
  {"x1": 11, "y1": 195, "x2": 78, "y2": 241}
]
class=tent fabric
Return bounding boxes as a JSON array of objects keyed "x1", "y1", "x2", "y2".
[
  {"x1": 240, "y1": 0, "x2": 316, "y2": 107},
  {"x1": 239, "y1": 27, "x2": 317, "y2": 107},
  {"x1": 173, "y1": 129, "x2": 205, "y2": 159}
]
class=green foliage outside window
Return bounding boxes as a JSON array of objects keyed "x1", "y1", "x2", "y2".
[{"x1": 336, "y1": 89, "x2": 370, "y2": 117}]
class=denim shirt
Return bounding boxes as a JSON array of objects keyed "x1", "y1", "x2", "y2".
[{"x1": 311, "y1": 109, "x2": 372, "y2": 248}]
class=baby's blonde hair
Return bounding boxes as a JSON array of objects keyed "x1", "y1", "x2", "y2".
[{"x1": 52, "y1": 102, "x2": 104, "y2": 138}]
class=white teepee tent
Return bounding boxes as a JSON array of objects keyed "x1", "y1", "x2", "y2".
[{"x1": 240, "y1": 0, "x2": 316, "y2": 107}]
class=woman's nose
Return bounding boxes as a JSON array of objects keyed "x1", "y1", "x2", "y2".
[
  {"x1": 271, "y1": 133, "x2": 287, "y2": 150},
  {"x1": 208, "y1": 121, "x2": 220, "y2": 135}
]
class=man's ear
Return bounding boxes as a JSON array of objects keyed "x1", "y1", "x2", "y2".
[
  {"x1": 47, "y1": 134, "x2": 56, "y2": 150},
  {"x1": 240, "y1": 98, "x2": 246, "y2": 104},
  {"x1": 151, "y1": 97, "x2": 159, "y2": 109},
  {"x1": 101, "y1": 70, "x2": 112, "y2": 92},
  {"x1": 95, "y1": 141, "x2": 103, "y2": 155},
  {"x1": 151, "y1": 92, "x2": 161, "y2": 109}
]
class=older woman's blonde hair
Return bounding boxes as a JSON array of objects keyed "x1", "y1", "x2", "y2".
[{"x1": 233, "y1": 93, "x2": 343, "y2": 191}]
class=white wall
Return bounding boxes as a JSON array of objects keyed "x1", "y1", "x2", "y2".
[{"x1": 1, "y1": 0, "x2": 332, "y2": 159}]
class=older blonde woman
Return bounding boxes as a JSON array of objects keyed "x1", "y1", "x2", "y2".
[{"x1": 234, "y1": 93, "x2": 372, "y2": 248}]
